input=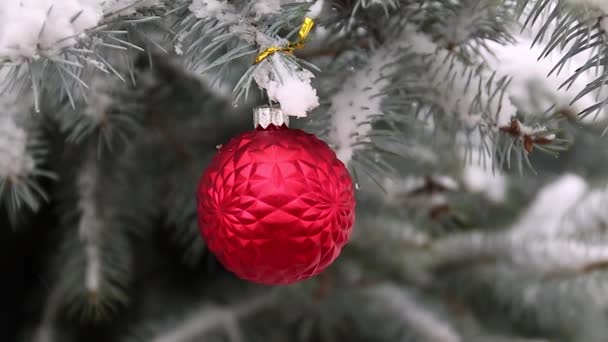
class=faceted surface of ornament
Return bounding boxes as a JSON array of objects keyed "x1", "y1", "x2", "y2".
[{"x1": 197, "y1": 125, "x2": 355, "y2": 285}]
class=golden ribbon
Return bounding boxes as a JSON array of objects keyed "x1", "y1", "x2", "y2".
[{"x1": 255, "y1": 17, "x2": 315, "y2": 64}]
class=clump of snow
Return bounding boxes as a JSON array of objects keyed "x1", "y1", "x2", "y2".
[
  {"x1": 0, "y1": 0, "x2": 103, "y2": 61},
  {"x1": 253, "y1": 53, "x2": 319, "y2": 117}
]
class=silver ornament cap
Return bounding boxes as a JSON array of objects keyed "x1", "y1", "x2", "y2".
[{"x1": 253, "y1": 106, "x2": 289, "y2": 129}]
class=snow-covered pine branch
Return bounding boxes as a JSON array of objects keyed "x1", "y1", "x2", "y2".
[
  {"x1": 76, "y1": 157, "x2": 104, "y2": 300},
  {"x1": 431, "y1": 175, "x2": 608, "y2": 277},
  {"x1": 323, "y1": 2, "x2": 565, "y2": 173},
  {"x1": 363, "y1": 283, "x2": 462, "y2": 342},
  {"x1": 327, "y1": 28, "x2": 409, "y2": 165},
  {"x1": 517, "y1": 0, "x2": 608, "y2": 118},
  {"x1": 0, "y1": 0, "x2": 166, "y2": 62},
  {"x1": 128, "y1": 292, "x2": 276, "y2": 342},
  {"x1": 0, "y1": 114, "x2": 42, "y2": 210},
  {"x1": 432, "y1": 231, "x2": 608, "y2": 277},
  {"x1": 0, "y1": 0, "x2": 168, "y2": 112},
  {"x1": 508, "y1": 174, "x2": 608, "y2": 241},
  {"x1": 0, "y1": 76, "x2": 53, "y2": 223},
  {"x1": 177, "y1": 0, "x2": 319, "y2": 115},
  {"x1": 47, "y1": 150, "x2": 132, "y2": 320},
  {"x1": 284, "y1": 279, "x2": 466, "y2": 342},
  {"x1": 439, "y1": 262, "x2": 608, "y2": 341},
  {"x1": 428, "y1": 176, "x2": 608, "y2": 340},
  {"x1": 58, "y1": 67, "x2": 146, "y2": 150},
  {"x1": 0, "y1": 0, "x2": 102, "y2": 62}
]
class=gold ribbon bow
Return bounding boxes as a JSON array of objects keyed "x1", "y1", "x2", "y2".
[{"x1": 255, "y1": 17, "x2": 314, "y2": 64}]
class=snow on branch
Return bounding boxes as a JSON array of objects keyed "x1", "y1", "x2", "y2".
[
  {"x1": 327, "y1": 32, "x2": 408, "y2": 164},
  {"x1": 0, "y1": 0, "x2": 102, "y2": 61},
  {"x1": 145, "y1": 293, "x2": 276, "y2": 342},
  {"x1": 433, "y1": 231, "x2": 608, "y2": 277},
  {"x1": 0, "y1": 113, "x2": 36, "y2": 181},
  {"x1": 365, "y1": 283, "x2": 461, "y2": 342},
  {"x1": 189, "y1": 0, "x2": 311, "y2": 20},
  {"x1": 327, "y1": 24, "x2": 522, "y2": 167},
  {"x1": 59, "y1": 71, "x2": 145, "y2": 150},
  {"x1": 179, "y1": 1, "x2": 318, "y2": 114},
  {"x1": 565, "y1": 0, "x2": 608, "y2": 16},
  {"x1": 0, "y1": 0, "x2": 167, "y2": 113},
  {"x1": 0, "y1": 113, "x2": 48, "y2": 221},
  {"x1": 0, "y1": 75, "x2": 52, "y2": 224},
  {"x1": 518, "y1": 0, "x2": 608, "y2": 118},
  {"x1": 431, "y1": 175, "x2": 608, "y2": 278},
  {"x1": 441, "y1": 262, "x2": 608, "y2": 341},
  {"x1": 511, "y1": 174, "x2": 588, "y2": 236},
  {"x1": 76, "y1": 157, "x2": 104, "y2": 298},
  {"x1": 188, "y1": 0, "x2": 236, "y2": 21},
  {"x1": 484, "y1": 35, "x2": 605, "y2": 121},
  {"x1": 101, "y1": 0, "x2": 164, "y2": 17},
  {"x1": 48, "y1": 151, "x2": 132, "y2": 320},
  {"x1": 558, "y1": 187, "x2": 608, "y2": 239},
  {"x1": 510, "y1": 174, "x2": 608, "y2": 240},
  {"x1": 419, "y1": 0, "x2": 514, "y2": 56},
  {"x1": 404, "y1": 30, "x2": 516, "y2": 130},
  {"x1": 0, "y1": 0, "x2": 165, "y2": 62}
]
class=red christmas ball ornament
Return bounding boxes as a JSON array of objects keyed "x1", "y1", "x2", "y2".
[{"x1": 197, "y1": 106, "x2": 355, "y2": 285}]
